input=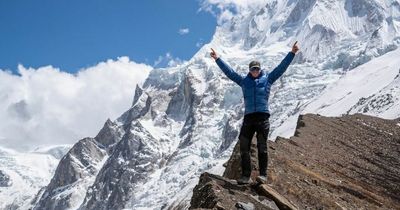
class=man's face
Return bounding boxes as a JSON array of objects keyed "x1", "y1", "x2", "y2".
[{"x1": 249, "y1": 67, "x2": 261, "y2": 78}]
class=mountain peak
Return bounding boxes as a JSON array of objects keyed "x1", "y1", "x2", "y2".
[{"x1": 26, "y1": 1, "x2": 400, "y2": 209}]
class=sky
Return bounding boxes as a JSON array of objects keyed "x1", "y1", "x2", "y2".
[
  {"x1": 0, "y1": 0, "x2": 216, "y2": 72},
  {"x1": 0, "y1": 0, "x2": 259, "y2": 151}
]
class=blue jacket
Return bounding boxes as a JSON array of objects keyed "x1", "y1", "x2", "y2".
[{"x1": 216, "y1": 52, "x2": 295, "y2": 115}]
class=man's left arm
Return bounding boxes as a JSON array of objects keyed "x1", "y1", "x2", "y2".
[{"x1": 268, "y1": 41, "x2": 299, "y2": 84}]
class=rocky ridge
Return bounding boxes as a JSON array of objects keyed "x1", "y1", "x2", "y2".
[{"x1": 190, "y1": 114, "x2": 400, "y2": 209}]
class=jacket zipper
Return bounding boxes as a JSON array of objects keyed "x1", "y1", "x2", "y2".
[{"x1": 254, "y1": 80, "x2": 256, "y2": 112}]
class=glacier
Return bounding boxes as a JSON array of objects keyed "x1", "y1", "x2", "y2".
[{"x1": 0, "y1": 145, "x2": 70, "y2": 210}]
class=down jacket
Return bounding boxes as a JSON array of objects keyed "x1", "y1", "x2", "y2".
[{"x1": 215, "y1": 52, "x2": 295, "y2": 115}]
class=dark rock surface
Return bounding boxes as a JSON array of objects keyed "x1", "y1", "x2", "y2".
[
  {"x1": 192, "y1": 114, "x2": 400, "y2": 209},
  {"x1": 33, "y1": 138, "x2": 107, "y2": 210},
  {"x1": 32, "y1": 81, "x2": 161, "y2": 210},
  {"x1": 190, "y1": 172, "x2": 279, "y2": 210},
  {"x1": 117, "y1": 85, "x2": 152, "y2": 126},
  {"x1": 0, "y1": 170, "x2": 12, "y2": 187},
  {"x1": 79, "y1": 121, "x2": 162, "y2": 210},
  {"x1": 95, "y1": 118, "x2": 124, "y2": 148}
]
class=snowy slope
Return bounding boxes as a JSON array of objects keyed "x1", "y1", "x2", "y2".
[
  {"x1": 272, "y1": 45, "x2": 400, "y2": 140},
  {"x1": 273, "y1": 47, "x2": 400, "y2": 138},
  {"x1": 32, "y1": 0, "x2": 400, "y2": 209},
  {"x1": 126, "y1": 1, "x2": 400, "y2": 207},
  {"x1": 304, "y1": 47, "x2": 400, "y2": 118},
  {"x1": 0, "y1": 145, "x2": 70, "y2": 210}
]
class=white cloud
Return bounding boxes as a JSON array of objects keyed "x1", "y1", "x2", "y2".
[
  {"x1": 200, "y1": 0, "x2": 267, "y2": 10},
  {"x1": 153, "y1": 52, "x2": 184, "y2": 68},
  {"x1": 199, "y1": 0, "x2": 268, "y2": 25},
  {"x1": 196, "y1": 39, "x2": 205, "y2": 48},
  {"x1": 178, "y1": 28, "x2": 190, "y2": 35},
  {"x1": 0, "y1": 57, "x2": 152, "y2": 151}
]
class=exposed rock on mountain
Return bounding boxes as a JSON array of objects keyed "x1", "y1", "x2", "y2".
[
  {"x1": 79, "y1": 121, "x2": 163, "y2": 210},
  {"x1": 31, "y1": 0, "x2": 400, "y2": 208},
  {"x1": 191, "y1": 114, "x2": 400, "y2": 209},
  {"x1": 0, "y1": 170, "x2": 12, "y2": 187},
  {"x1": 0, "y1": 145, "x2": 70, "y2": 210},
  {"x1": 34, "y1": 138, "x2": 108, "y2": 210},
  {"x1": 190, "y1": 173, "x2": 282, "y2": 210}
]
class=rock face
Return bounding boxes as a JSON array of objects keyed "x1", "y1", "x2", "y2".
[
  {"x1": 190, "y1": 173, "x2": 280, "y2": 210},
  {"x1": 31, "y1": 0, "x2": 400, "y2": 208},
  {"x1": 34, "y1": 138, "x2": 108, "y2": 210},
  {"x1": 191, "y1": 114, "x2": 400, "y2": 209},
  {"x1": 79, "y1": 121, "x2": 163, "y2": 210},
  {"x1": 0, "y1": 146, "x2": 67, "y2": 210},
  {"x1": 0, "y1": 170, "x2": 12, "y2": 187}
]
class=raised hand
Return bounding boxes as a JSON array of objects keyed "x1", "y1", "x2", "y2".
[
  {"x1": 210, "y1": 48, "x2": 219, "y2": 60},
  {"x1": 291, "y1": 41, "x2": 299, "y2": 54}
]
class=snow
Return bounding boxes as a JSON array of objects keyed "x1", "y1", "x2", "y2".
[
  {"x1": 271, "y1": 112, "x2": 300, "y2": 139},
  {"x1": 31, "y1": 144, "x2": 71, "y2": 159},
  {"x1": 272, "y1": 47, "x2": 400, "y2": 139},
  {"x1": 188, "y1": 64, "x2": 208, "y2": 95},
  {"x1": 139, "y1": 119, "x2": 169, "y2": 143},
  {"x1": 0, "y1": 146, "x2": 68, "y2": 210},
  {"x1": 303, "y1": 47, "x2": 400, "y2": 118},
  {"x1": 67, "y1": 154, "x2": 109, "y2": 210},
  {"x1": 103, "y1": 1, "x2": 400, "y2": 208},
  {"x1": 31, "y1": 144, "x2": 71, "y2": 153},
  {"x1": 13, "y1": 0, "x2": 400, "y2": 209}
]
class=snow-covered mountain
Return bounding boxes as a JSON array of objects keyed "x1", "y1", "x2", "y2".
[
  {"x1": 0, "y1": 145, "x2": 70, "y2": 210},
  {"x1": 274, "y1": 46, "x2": 400, "y2": 138},
  {"x1": 304, "y1": 47, "x2": 400, "y2": 118},
  {"x1": 9, "y1": 0, "x2": 400, "y2": 209}
]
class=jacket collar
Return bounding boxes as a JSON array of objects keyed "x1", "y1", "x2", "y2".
[{"x1": 247, "y1": 70, "x2": 265, "y2": 80}]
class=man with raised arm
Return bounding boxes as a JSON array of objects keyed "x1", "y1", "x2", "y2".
[{"x1": 210, "y1": 42, "x2": 299, "y2": 184}]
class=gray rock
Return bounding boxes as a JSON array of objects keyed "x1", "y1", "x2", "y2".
[
  {"x1": 34, "y1": 138, "x2": 106, "y2": 210},
  {"x1": 0, "y1": 170, "x2": 12, "y2": 187},
  {"x1": 95, "y1": 118, "x2": 124, "y2": 148},
  {"x1": 166, "y1": 71, "x2": 196, "y2": 122},
  {"x1": 117, "y1": 86, "x2": 152, "y2": 126},
  {"x1": 189, "y1": 172, "x2": 278, "y2": 210},
  {"x1": 79, "y1": 121, "x2": 162, "y2": 210}
]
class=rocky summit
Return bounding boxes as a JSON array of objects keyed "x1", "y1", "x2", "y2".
[{"x1": 190, "y1": 114, "x2": 400, "y2": 209}]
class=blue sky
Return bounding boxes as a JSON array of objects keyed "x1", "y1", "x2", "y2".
[{"x1": 0, "y1": 0, "x2": 216, "y2": 73}]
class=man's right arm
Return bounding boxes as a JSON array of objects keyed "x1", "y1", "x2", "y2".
[
  {"x1": 215, "y1": 58, "x2": 243, "y2": 86},
  {"x1": 267, "y1": 41, "x2": 299, "y2": 84}
]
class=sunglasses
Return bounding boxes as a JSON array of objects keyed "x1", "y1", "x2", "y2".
[{"x1": 250, "y1": 67, "x2": 260, "y2": 71}]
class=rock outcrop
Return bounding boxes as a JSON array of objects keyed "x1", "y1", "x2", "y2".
[
  {"x1": 33, "y1": 138, "x2": 108, "y2": 210},
  {"x1": 79, "y1": 121, "x2": 163, "y2": 210},
  {"x1": 190, "y1": 114, "x2": 400, "y2": 209},
  {"x1": 0, "y1": 170, "x2": 12, "y2": 187},
  {"x1": 190, "y1": 172, "x2": 280, "y2": 210}
]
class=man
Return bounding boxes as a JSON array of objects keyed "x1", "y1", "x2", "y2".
[{"x1": 210, "y1": 41, "x2": 299, "y2": 184}]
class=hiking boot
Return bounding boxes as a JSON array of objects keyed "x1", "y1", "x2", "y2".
[
  {"x1": 256, "y1": 175, "x2": 267, "y2": 184},
  {"x1": 237, "y1": 176, "x2": 252, "y2": 185}
]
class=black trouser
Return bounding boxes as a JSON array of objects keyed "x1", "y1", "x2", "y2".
[{"x1": 239, "y1": 112, "x2": 270, "y2": 177}]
